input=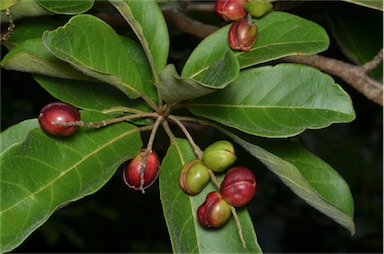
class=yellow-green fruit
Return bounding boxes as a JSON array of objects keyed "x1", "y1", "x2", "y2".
[
  {"x1": 244, "y1": 0, "x2": 273, "y2": 18},
  {"x1": 179, "y1": 159, "x2": 210, "y2": 195},
  {"x1": 202, "y1": 140, "x2": 236, "y2": 172}
]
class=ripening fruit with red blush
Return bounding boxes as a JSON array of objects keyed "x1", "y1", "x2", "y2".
[
  {"x1": 197, "y1": 191, "x2": 231, "y2": 228},
  {"x1": 123, "y1": 149, "x2": 160, "y2": 192},
  {"x1": 215, "y1": 0, "x2": 248, "y2": 21},
  {"x1": 228, "y1": 18, "x2": 258, "y2": 51},
  {"x1": 38, "y1": 102, "x2": 80, "y2": 136}
]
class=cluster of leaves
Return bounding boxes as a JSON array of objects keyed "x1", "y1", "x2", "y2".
[{"x1": 2, "y1": 0, "x2": 378, "y2": 252}]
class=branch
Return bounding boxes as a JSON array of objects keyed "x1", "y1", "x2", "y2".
[
  {"x1": 163, "y1": 5, "x2": 383, "y2": 106},
  {"x1": 281, "y1": 52, "x2": 383, "y2": 106},
  {"x1": 163, "y1": 10, "x2": 218, "y2": 39}
]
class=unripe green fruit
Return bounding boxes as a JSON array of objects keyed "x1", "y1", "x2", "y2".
[
  {"x1": 179, "y1": 159, "x2": 210, "y2": 195},
  {"x1": 244, "y1": 0, "x2": 273, "y2": 18},
  {"x1": 202, "y1": 140, "x2": 236, "y2": 172},
  {"x1": 197, "y1": 191, "x2": 231, "y2": 228}
]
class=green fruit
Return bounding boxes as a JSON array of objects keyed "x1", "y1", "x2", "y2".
[
  {"x1": 202, "y1": 140, "x2": 237, "y2": 172},
  {"x1": 244, "y1": 0, "x2": 273, "y2": 18},
  {"x1": 179, "y1": 159, "x2": 210, "y2": 195}
]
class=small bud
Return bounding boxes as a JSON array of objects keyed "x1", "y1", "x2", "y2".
[
  {"x1": 220, "y1": 167, "x2": 256, "y2": 207},
  {"x1": 244, "y1": 0, "x2": 273, "y2": 18},
  {"x1": 215, "y1": 0, "x2": 248, "y2": 21},
  {"x1": 123, "y1": 149, "x2": 160, "y2": 192},
  {"x1": 202, "y1": 140, "x2": 236, "y2": 172},
  {"x1": 228, "y1": 18, "x2": 258, "y2": 51},
  {"x1": 179, "y1": 159, "x2": 210, "y2": 195},
  {"x1": 197, "y1": 191, "x2": 231, "y2": 228}
]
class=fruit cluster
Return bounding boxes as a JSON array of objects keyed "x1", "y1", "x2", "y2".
[
  {"x1": 215, "y1": 0, "x2": 273, "y2": 51},
  {"x1": 179, "y1": 140, "x2": 257, "y2": 228},
  {"x1": 38, "y1": 102, "x2": 161, "y2": 193}
]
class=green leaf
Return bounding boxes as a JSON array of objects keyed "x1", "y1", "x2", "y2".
[
  {"x1": 158, "y1": 48, "x2": 239, "y2": 103},
  {"x1": 341, "y1": 0, "x2": 383, "y2": 10},
  {"x1": 0, "y1": 0, "x2": 19, "y2": 11},
  {"x1": 188, "y1": 64, "x2": 355, "y2": 138},
  {"x1": 33, "y1": 75, "x2": 151, "y2": 114},
  {"x1": 0, "y1": 111, "x2": 142, "y2": 253},
  {"x1": 326, "y1": 9, "x2": 383, "y2": 80},
  {"x1": 110, "y1": 0, "x2": 169, "y2": 78},
  {"x1": 36, "y1": 0, "x2": 94, "y2": 14},
  {"x1": 119, "y1": 35, "x2": 158, "y2": 104},
  {"x1": 1, "y1": 18, "x2": 65, "y2": 49},
  {"x1": 218, "y1": 129, "x2": 355, "y2": 235},
  {"x1": 0, "y1": 119, "x2": 39, "y2": 154},
  {"x1": 1, "y1": 0, "x2": 51, "y2": 21},
  {"x1": 1, "y1": 38, "x2": 93, "y2": 81},
  {"x1": 43, "y1": 14, "x2": 145, "y2": 100},
  {"x1": 188, "y1": 11, "x2": 329, "y2": 69},
  {"x1": 181, "y1": 41, "x2": 239, "y2": 87},
  {"x1": 159, "y1": 138, "x2": 262, "y2": 253},
  {"x1": 158, "y1": 64, "x2": 219, "y2": 103}
]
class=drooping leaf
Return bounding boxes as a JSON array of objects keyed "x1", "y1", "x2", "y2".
[
  {"x1": 43, "y1": 14, "x2": 146, "y2": 100},
  {"x1": 1, "y1": 38, "x2": 93, "y2": 81},
  {"x1": 0, "y1": 111, "x2": 142, "y2": 253},
  {"x1": 36, "y1": 0, "x2": 94, "y2": 14},
  {"x1": 216, "y1": 129, "x2": 355, "y2": 235},
  {"x1": 185, "y1": 11, "x2": 329, "y2": 70},
  {"x1": 341, "y1": 0, "x2": 383, "y2": 10},
  {"x1": 159, "y1": 138, "x2": 262, "y2": 253},
  {"x1": 188, "y1": 64, "x2": 355, "y2": 138},
  {"x1": 110, "y1": 0, "x2": 169, "y2": 79},
  {"x1": 33, "y1": 75, "x2": 152, "y2": 115}
]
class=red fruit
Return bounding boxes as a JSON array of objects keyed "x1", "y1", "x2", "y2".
[
  {"x1": 197, "y1": 191, "x2": 231, "y2": 228},
  {"x1": 215, "y1": 0, "x2": 248, "y2": 21},
  {"x1": 38, "y1": 102, "x2": 80, "y2": 136},
  {"x1": 220, "y1": 166, "x2": 256, "y2": 207},
  {"x1": 228, "y1": 18, "x2": 258, "y2": 51},
  {"x1": 123, "y1": 149, "x2": 160, "y2": 192}
]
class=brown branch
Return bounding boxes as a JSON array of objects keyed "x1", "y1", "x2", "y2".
[
  {"x1": 163, "y1": 6, "x2": 383, "y2": 106},
  {"x1": 163, "y1": 10, "x2": 218, "y2": 39},
  {"x1": 281, "y1": 53, "x2": 383, "y2": 106}
]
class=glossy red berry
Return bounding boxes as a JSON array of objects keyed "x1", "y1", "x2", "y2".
[
  {"x1": 215, "y1": 0, "x2": 248, "y2": 21},
  {"x1": 197, "y1": 191, "x2": 231, "y2": 228},
  {"x1": 38, "y1": 102, "x2": 80, "y2": 136},
  {"x1": 228, "y1": 18, "x2": 258, "y2": 51},
  {"x1": 220, "y1": 166, "x2": 256, "y2": 207},
  {"x1": 123, "y1": 149, "x2": 160, "y2": 192}
]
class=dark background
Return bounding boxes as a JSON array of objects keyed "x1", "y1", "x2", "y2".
[{"x1": 1, "y1": 1, "x2": 382, "y2": 253}]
